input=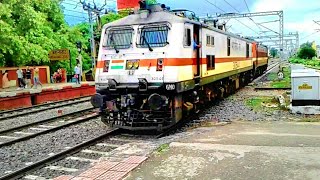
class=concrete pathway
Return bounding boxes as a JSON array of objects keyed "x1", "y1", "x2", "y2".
[{"x1": 126, "y1": 121, "x2": 320, "y2": 180}]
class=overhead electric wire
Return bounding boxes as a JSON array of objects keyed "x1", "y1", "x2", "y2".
[
  {"x1": 64, "y1": 14, "x2": 87, "y2": 20},
  {"x1": 258, "y1": 20, "x2": 279, "y2": 24},
  {"x1": 301, "y1": 31, "x2": 320, "y2": 40},
  {"x1": 222, "y1": 0, "x2": 280, "y2": 36},
  {"x1": 61, "y1": 1, "x2": 78, "y2": 6},
  {"x1": 243, "y1": 0, "x2": 250, "y2": 12},
  {"x1": 222, "y1": 0, "x2": 263, "y2": 32},
  {"x1": 64, "y1": 8, "x2": 87, "y2": 14},
  {"x1": 223, "y1": 0, "x2": 281, "y2": 36},
  {"x1": 204, "y1": 0, "x2": 259, "y2": 35}
]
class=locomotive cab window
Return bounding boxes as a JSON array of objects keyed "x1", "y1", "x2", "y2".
[
  {"x1": 184, "y1": 28, "x2": 191, "y2": 46},
  {"x1": 206, "y1": 35, "x2": 215, "y2": 46},
  {"x1": 227, "y1": 37, "x2": 231, "y2": 56},
  {"x1": 206, "y1": 35, "x2": 211, "y2": 46},
  {"x1": 103, "y1": 27, "x2": 134, "y2": 49},
  {"x1": 246, "y1": 43, "x2": 249, "y2": 58},
  {"x1": 137, "y1": 24, "x2": 170, "y2": 48},
  {"x1": 211, "y1": 36, "x2": 215, "y2": 46},
  {"x1": 207, "y1": 55, "x2": 215, "y2": 70}
]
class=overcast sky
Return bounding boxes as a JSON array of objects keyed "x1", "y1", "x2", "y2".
[{"x1": 62, "y1": 0, "x2": 320, "y2": 47}]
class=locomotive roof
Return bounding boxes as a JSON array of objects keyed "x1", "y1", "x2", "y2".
[
  {"x1": 103, "y1": 11, "x2": 199, "y2": 29},
  {"x1": 103, "y1": 10, "x2": 261, "y2": 45}
]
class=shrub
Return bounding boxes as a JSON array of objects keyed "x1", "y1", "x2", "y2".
[{"x1": 298, "y1": 46, "x2": 316, "y2": 59}]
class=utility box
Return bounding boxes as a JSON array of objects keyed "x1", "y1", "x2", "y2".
[{"x1": 291, "y1": 69, "x2": 320, "y2": 114}]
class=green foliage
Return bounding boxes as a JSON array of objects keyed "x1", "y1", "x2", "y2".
[
  {"x1": 298, "y1": 46, "x2": 316, "y2": 59},
  {"x1": 0, "y1": 0, "x2": 67, "y2": 67},
  {"x1": 246, "y1": 97, "x2": 277, "y2": 112},
  {"x1": 147, "y1": 0, "x2": 158, "y2": 5},
  {"x1": 0, "y1": 0, "x2": 129, "y2": 75},
  {"x1": 300, "y1": 42, "x2": 312, "y2": 48},
  {"x1": 100, "y1": 13, "x2": 128, "y2": 26},
  {"x1": 289, "y1": 58, "x2": 320, "y2": 69},
  {"x1": 156, "y1": 143, "x2": 170, "y2": 153},
  {"x1": 270, "y1": 48, "x2": 278, "y2": 58},
  {"x1": 270, "y1": 67, "x2": 291, "y2": 88}
]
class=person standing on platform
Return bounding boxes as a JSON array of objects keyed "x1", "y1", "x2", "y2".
[
  {"x1": 74, "y1": 64, "x2": 81, "y2": 84},
  {"x1": 2, "y1": 70, "x2": 9, "y2": 89},
  {"x1": 33, "y1": 66, "x2": 42, "y2": 88},
  {"x1": 25, "y1": 66, "x2": 32, "y2": 88},
  {"x1": 16, "y1": 67, "x2": 25, "y2": 89}
]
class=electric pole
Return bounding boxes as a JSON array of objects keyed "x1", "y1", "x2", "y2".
[{"x1": 80, "y1": 0, "x2": 107, "y2": 70}]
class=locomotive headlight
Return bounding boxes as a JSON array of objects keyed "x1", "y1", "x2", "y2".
[
  {"x1": 126, "y1": 61, "x2": 133, "y2": 69},
  {"x1": 133, "y1": 61, "x2": 139, "y2": 69},
  {"x1": 126, "y1": 60, "x2": 139, "y2": 70}
]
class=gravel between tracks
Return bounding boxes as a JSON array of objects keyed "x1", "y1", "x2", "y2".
[
  {"x1": 0, "y1": 101, "x2": 92, "y2": 131},
  {"x1": 0, "y1": 118, "x2": 109, "y2": 175},
  {"x1": 206, "y1": 86, "x2": 302, "y2": 122}
]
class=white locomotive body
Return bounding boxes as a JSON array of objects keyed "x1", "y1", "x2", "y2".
[{"x1": 91, "y1": 5, "x2": 268, "y2": 131}]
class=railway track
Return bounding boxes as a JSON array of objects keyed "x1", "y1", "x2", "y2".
[
  {"x1": 252, "y1": 60, "x2": 281, "y2": 84},
  {"x1": 0, "y1": 97, "x2": 91, "y2": 121},
  {"x1": 0, "y1": 129, "x2": 124, "y2": 180},
  {"x1": 0, "y1": 108, "x2": 98, "y2": 147}
]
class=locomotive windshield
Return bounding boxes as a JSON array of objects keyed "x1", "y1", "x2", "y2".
[
  {"x1": 103, "y1": 27, "x2": 133, "y2": 49},
  {"x1": 137, "y1": 24, "x2": 170, "y2": 48}
]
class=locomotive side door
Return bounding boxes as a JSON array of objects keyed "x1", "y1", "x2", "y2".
[{"x1": 193, "y1": 24, "x2": 202, "y2": 84}]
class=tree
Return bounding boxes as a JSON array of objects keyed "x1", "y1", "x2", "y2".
[
  {"x1": 146, "y1": 0, "x2": 158, "y2": 5},
  {"x1": 270, "y1": 48, "x2": 278, "y2": 58},
  {"x1": 0, "y1": 0, "x2": 129, "y2": 75},
  {"x1": 0, "y1": 0, "x2": 96, "y2": 75},
  {"x1": 0, "y1": 0, "x2": 67, "y2": 67},
  {"x1": 100, "y1": 13, "x2": 127, "y2": 26},
  {"x1": 298, "y1": 42, "x2": 316, "y2": 59}
]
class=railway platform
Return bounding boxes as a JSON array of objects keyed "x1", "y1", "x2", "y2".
[
  {"x1": 0, "y1": 82, "x2": 95, "y2": 110},
  {"x1": 125, "y1": 121, "x2": 320, "y2": 180}
]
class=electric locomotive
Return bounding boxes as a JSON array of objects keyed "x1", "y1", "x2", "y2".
[{"x1": 91, "y1": 4, "x2": 268, "y2": 131}]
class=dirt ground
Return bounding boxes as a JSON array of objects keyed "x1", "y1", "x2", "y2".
[{"x1": 125, "y1": 121, "x2": 320, "y2": 180}]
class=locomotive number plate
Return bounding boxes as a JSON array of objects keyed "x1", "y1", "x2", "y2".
[
  {"x1": 166, "y1": 84, "x2": 176, "y2": 90},
  {"x1": 128, "y1": 70, "x2": 135, "y2": 76},
  {"x1": 151, "y1": 77, "x2": 163, "y2": 81}
]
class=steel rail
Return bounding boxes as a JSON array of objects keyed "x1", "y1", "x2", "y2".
[
  {"x1": 0, "y1": 96, "x2": 91, "y2": 116},
  {"x1": 0, "y1": 108, "x2": 95, "y2": 134},
  {"x1": 0, "y1": 109, "x2": 98, "y2": 147},
  {"x1": 0, "y1": 98, "x2": 90, "y2": 121},
  {"x1": 0, "y1": 129, "x2": 122, "y2": 180},
  {"x1": 0, "y1": 108, "x2": 99, "y2": 148}
]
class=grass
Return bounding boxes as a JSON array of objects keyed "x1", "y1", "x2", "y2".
[
  {"x1": 289, "y1": 57, "x2": 320, "y2": 69},
  {"x1": 269, "y1": 66, "x2": 291, "y2": 88},
  {"x1": 156, "y1": 143, "x2": 170, "y2": 153},
  {"x1": 267, "y1": 72, "x2": 278, "y2": 81},
  {"x1": 271, "y1": 81, "x2": 291, "y2": 88},
  {"x1": 246, "y1": 96, "x2": 279, "y2": 112}
]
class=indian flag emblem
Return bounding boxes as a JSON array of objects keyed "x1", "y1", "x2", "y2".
[{"x1": 111, "y1": 60, "x2": 124, "y2": 70}]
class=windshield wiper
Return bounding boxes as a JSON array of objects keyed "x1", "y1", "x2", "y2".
[
  {"x1": 110, "y1": 33, "x2": 120, "y2": 53},
  {"x1": 142, "y1": 35, "x2": 153, "y2": 52}
]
